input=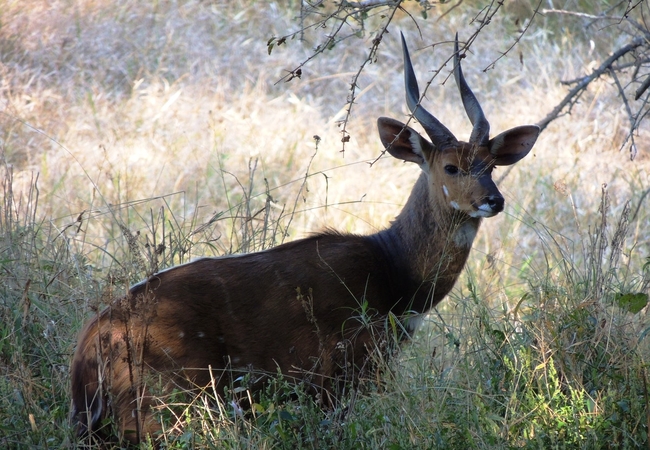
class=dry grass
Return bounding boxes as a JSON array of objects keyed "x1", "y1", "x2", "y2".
[{"x1": 1, "y1": 0, "x2": 649, "y2": 447}]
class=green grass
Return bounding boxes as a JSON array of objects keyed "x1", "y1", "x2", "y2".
[{"x1": 1, "y1": 0, "x2": 649, "y2": 448}]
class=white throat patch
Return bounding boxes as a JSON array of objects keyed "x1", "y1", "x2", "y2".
[{"x1": 454, "y1": 221, "x2": 478, "y2": 248}]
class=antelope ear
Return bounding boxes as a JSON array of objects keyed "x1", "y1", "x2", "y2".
[
  {"x1": 377, "y1": 117, "x2": 434, "y2": 166},
  {"x1": 488, "y1": 125, "x2": 540, "y2": 166}
]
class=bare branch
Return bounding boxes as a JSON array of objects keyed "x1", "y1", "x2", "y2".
[
  {"x1": 541, "y1": 8, "x2": 620, "y2": 21},
  {"x1": 635, "y1": 74, "x2": 650, "y2": 100},
  {"x1": 537, "y1": 36, "x2": 646, "y2": 133},
  {"x1": 341, "y1": 0, "x2": 398, "y2": 7}
]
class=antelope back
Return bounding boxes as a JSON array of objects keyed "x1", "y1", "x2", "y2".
[{"x1": 70, "y1": 235, "x2": 402, "y2": 443}]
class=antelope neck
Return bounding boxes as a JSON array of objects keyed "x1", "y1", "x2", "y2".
[{"x1": 369, "y1": 173, "x2": 481, "y2": 313}]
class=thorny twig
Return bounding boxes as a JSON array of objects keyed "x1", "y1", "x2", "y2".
[
  {"x1": 276, "y1": 0, "x2": 538, "y2": 157},
  {"x1": 276, "y1": 2, "x2": 650, "y2": 159},
  {"x1": 483, "y1": 0, "x2": 543, "y2": 72},
  {"x1": 337, "y1": 1, "x2": 403, "y2": 154},
  {"x1": 272, "y1": 1, "x2": 400, "y2": 85},
  {"x1": 272, "y1": 1, "x2": 405, "y2": 155}
]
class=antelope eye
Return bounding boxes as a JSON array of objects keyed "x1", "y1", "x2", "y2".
[{"x1": 444, "y1": 165, "x2": 460, "y2": 175}]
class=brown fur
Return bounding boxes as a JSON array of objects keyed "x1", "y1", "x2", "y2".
[{"x1": 70, "y1": 41, "x2": 539, "y2": 444}]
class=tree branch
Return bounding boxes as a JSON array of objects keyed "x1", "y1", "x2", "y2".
[{"x1": 537, "y1": 36, "x2": 646, "y2": 133}]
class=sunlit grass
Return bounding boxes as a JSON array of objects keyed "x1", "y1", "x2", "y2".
[{"x1": 0, "y1": 0, "x2": 648, "y2": 448}]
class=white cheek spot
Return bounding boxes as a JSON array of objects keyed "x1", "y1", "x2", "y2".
[
  {"x1": 197, "y1": 331, "x2": 205, "y2": 338},
  {"x1": 443, "y1": 185, "x2": 449, "y2": 197},
  {"x1": 178, "y1": 331, "x2": 185, "y2": 338},
  {"x1": 454, "y1": 221, "x2": 478, "y2": 248},
  {"x1": 231, "y1": 356, "x2": 242, "y2": 365},
  {"x1": 450, "y1": 201, "x2": 460, "y2": 210}
]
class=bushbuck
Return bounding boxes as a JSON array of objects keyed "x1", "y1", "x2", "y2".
[{"x1": 71, "y1": 34, "x2": 540, "y2": 444}]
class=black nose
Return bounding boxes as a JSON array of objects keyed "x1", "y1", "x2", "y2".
[{"x1": 486, "y1": 195, "x2": 504, "y2": 213}]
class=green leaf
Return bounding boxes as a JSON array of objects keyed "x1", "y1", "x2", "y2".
[
  {"x1": 615, "y1": 292, "x2": 648, "y2": 314},
  {"x1": 489, "y1": 329, "x2": 506, "y2": 346},
  {"x1": 278, "y1": 410, "x2": 295, "y2": 421},
  {"x1": 617, "y1": 399, "x2": 630, "y2": 413}
]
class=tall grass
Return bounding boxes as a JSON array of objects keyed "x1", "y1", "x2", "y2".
[{"x1": 0, "y1": 0, "x2": 649, "y2": 448}]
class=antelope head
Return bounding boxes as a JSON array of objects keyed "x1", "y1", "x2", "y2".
[{"x1": 378, "y1": 34, "x2": 540, "y2": 220}]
